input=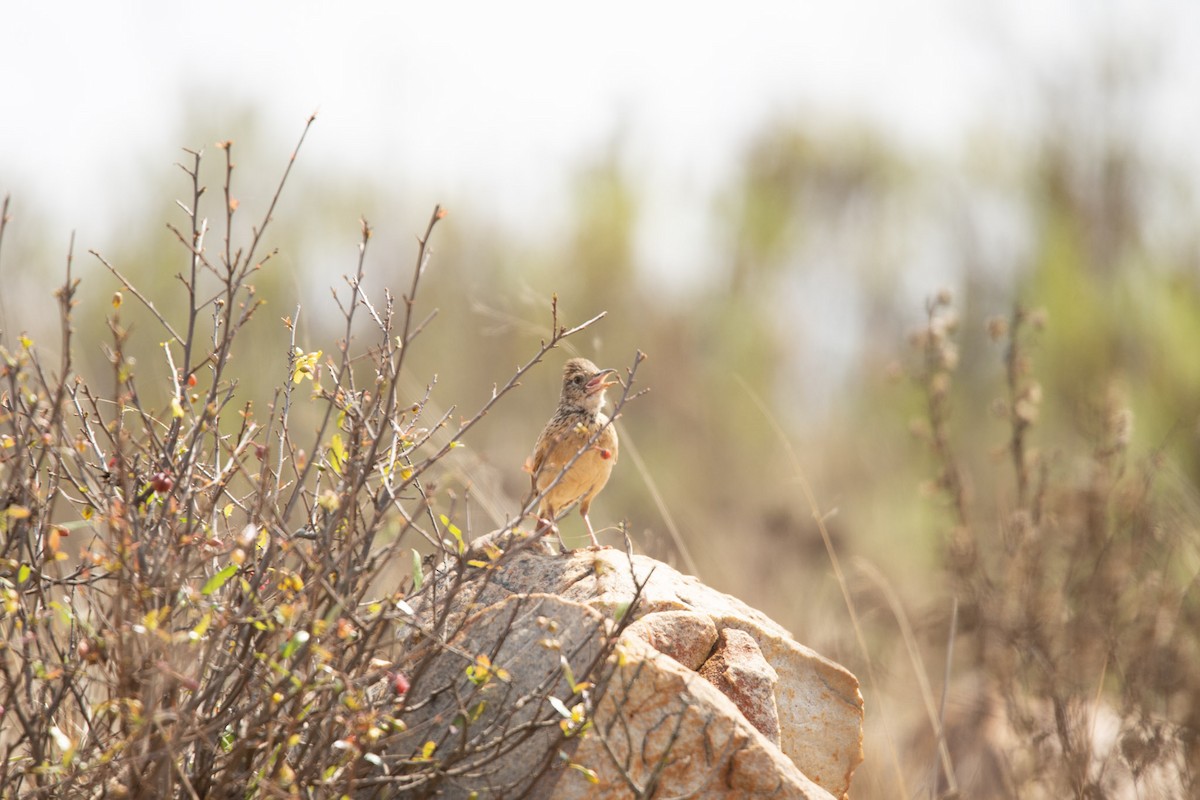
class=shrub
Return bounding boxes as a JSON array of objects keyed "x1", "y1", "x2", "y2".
[
  {"x1": 0, "y1": 122, "x2": 645, "y2": 798},
  {"x1": 908, "y1": 294, "x2": 1199, "y2": 799}
]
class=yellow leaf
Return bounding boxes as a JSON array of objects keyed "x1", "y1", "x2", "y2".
[
  {"x1": 292, "y1": 349, "x2": 322, "y2": 384},
  {"x1": 18, "y1": 334, "x2": 33, "y2": 349},
  {"x1": 329, "y1": 434, "x2": 346, "y2": 475},
  {"x1": 171, "y1": 397, "x2": 185, "y2": 418},
  {"x1": 81, "y1": 506, "x2": 94, "y2": 521},
  {"x1": 111, "y1": 291, "x2": 122, "y2": 309},
  {"x1": 6, "y1": 506, "x2": 31, "y2": 519},
  {"x1": 142, "y1": 607, "x2": 169, "y2": 632},
  {"x1": 569, "y1": 763, "x2": 599, "y2": 784}
]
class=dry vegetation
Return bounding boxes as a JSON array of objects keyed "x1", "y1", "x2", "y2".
[
  {"x1": 896, "y1": 295, "x2": 1199, "y2": 798},
  {"x1": 0, "y1": 124, "x2": 652, "y2": 798}
]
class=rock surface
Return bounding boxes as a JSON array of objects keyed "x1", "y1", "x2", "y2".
[
  {"x1": 379, "y1": 530, "x2": 863, "y2": 799},
  {"x1": 698, "y1": 627, "x2": 781, "y2": 745}
]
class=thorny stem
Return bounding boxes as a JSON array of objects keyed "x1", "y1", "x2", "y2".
[{"x1": 178, "y1": 148, "x2": 205, "y2": 392}]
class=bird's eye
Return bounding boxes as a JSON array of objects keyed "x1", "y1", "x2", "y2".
[{"x1": 573, "y1": 375, "x2": 585, "y2": 385}]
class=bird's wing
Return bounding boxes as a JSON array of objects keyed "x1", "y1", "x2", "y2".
[{"x1": 525, "y1": 428, "x2": 552, "y2": 492}]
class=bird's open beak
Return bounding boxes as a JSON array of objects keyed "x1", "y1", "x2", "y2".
[{"x1": 585, "y1": 368, "x2": 619, "y2": 394}]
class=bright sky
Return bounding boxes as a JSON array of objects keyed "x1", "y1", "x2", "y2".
[{"x1": 2, "y1": 1, "x2": 1199, "y2": 275}]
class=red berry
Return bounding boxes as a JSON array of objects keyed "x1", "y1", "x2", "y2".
[
  {"x1": 390, "y1": 672, "x2": 410, "y2": 695},
  {"x1": 187, "y1": 374, "x2": 197, "y2": 387},
  {"x1": 150, "y1": 472, "x2": 174, "y2": 493}
]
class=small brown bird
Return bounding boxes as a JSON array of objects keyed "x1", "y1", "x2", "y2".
[{"x1": 525, "y1": 358, "x2": 620, "y2": 550}]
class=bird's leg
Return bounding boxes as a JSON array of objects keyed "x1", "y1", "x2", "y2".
[
  {"x1": 536, "y1": 509, "x2": 571, "y2": 553},
  {"x1": 582, "y1": 514, "x2": 600, "y2": 547},
  {"x1": 580, "y1": 500, "x2": 600, "y2": 547},
  {"x1": 553, "y1": 521, "x2": 570, "y2": 554}
]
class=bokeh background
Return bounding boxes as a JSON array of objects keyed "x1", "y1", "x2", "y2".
[{"x1": 4, "y1": 2, "x2": 1200, "y2": 796}]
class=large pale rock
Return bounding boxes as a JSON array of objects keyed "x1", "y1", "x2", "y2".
[
  {"x1": 382, "y1": 530, "x2": 863, "y2": 799},
  {"x1": 554, "y1": 630, "x2": 835, "y2": 800},
  {"x1": 374, "y1": 593, "x2": 610, "y2": 797}
]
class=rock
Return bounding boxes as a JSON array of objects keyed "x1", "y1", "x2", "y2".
[
  {"x1": 374, "y1": 593, "x2": 612, "y2": 798},
  {"x1": 376, "y1": 530, "x2": 863, "y2": 799},
  {"x1": 698, "y1": 628, "x2": 781, "y2": 745},
  {"x1": 623, "y1": 610, "x2": 717, "y2": 670},
  {"x1": 554, "y1": 632, "x2": 836, "y2": 800}
]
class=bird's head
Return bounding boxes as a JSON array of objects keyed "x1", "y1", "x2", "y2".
[{"x1": 560, "y1": 357, "x2": 618, "y2": 412}]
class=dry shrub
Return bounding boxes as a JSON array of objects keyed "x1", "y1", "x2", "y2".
[
  {"x1": 0, "y1": 123, "x2": 645, "y2": 798},
  {"x1": 911, "y1": 294, "x2": 1199, "y2": 799}
]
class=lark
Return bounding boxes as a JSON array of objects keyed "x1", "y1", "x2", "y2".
[{"x1": 525, "y1": 358, "x2": 620, "y2": 550}]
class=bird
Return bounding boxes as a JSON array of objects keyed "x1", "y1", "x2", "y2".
[{"x1": 525, "y1": 357, "x2": 620, "y2": 551}]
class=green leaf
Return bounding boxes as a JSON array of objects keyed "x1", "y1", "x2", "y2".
[
  {"x1": 202, "y1": 564, "x2": 239, "y2": 596},
  {"x1": 560, "y1": 656, "x2": 578, "y2": 693},
  {"x1": 411, "y1": 549, "x2": 423, "y2": 591},
  {"x1": 48, "y1": 600, "x2": 74, "y2": 625},
  {"x1": 281, "y1": 630, "x2": 310, "y2": 660}
]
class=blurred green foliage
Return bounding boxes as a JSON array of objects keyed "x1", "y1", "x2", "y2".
[{"x1": 3, "y1": 63, "x2": 1198, "y2": 610}]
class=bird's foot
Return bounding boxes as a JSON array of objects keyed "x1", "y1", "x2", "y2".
[{"x1": 538, "y1": 518, "x2": 570, "y2": 554}]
